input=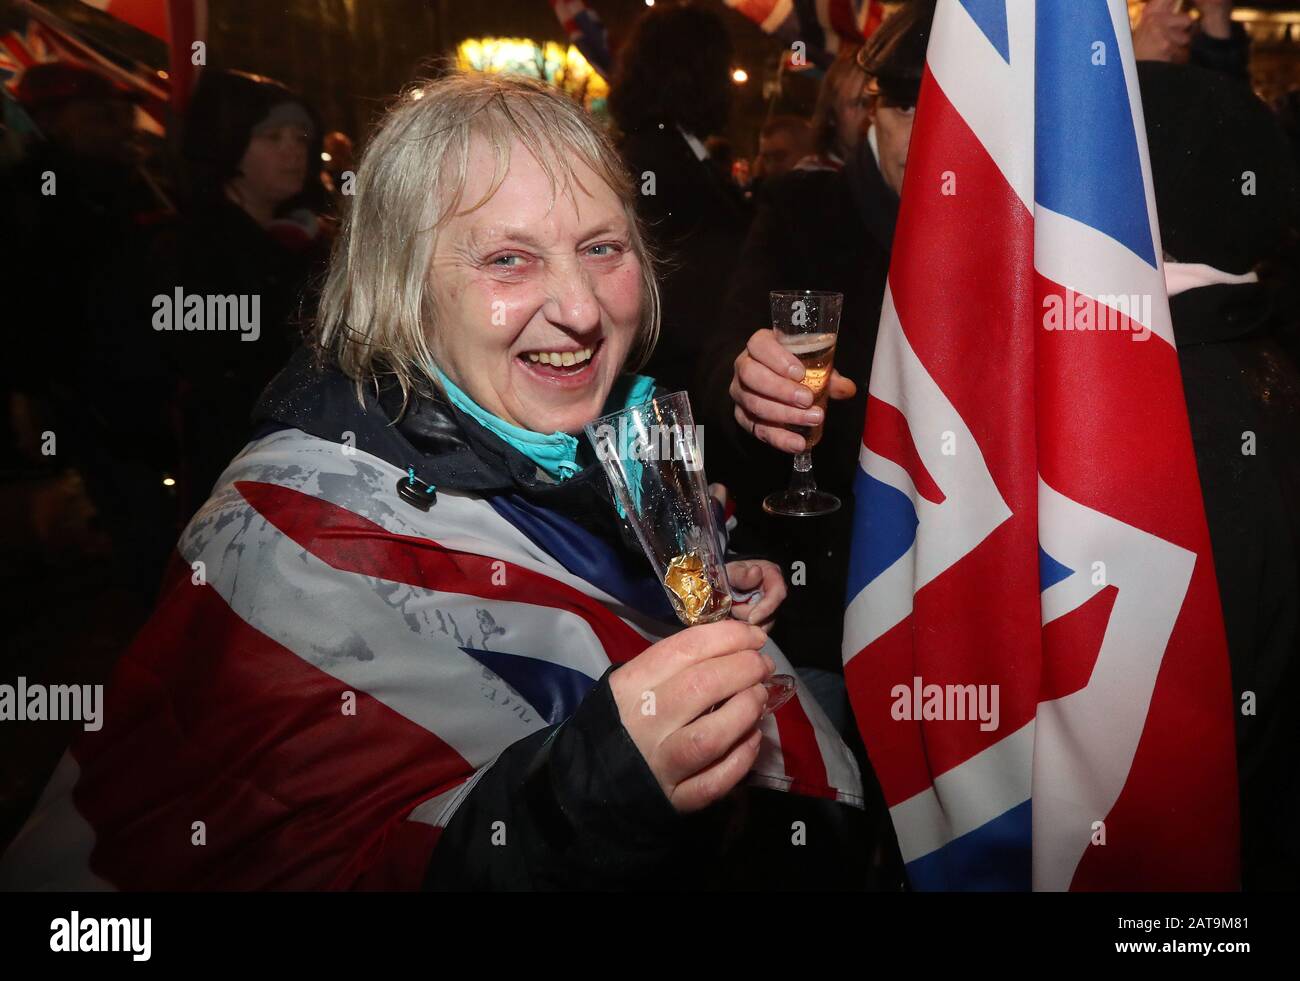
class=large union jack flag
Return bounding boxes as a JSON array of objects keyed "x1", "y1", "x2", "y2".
[
  {"x1": 1, "y1": 427, "x2": 861, "y2": 890},
  {"x1": 842, "y1": 0, "x2": 1239, "y2": 891}
]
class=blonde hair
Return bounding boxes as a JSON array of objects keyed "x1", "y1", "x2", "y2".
[{"x1": 315, "y1": 71, "x2": 661, "y2": 409}]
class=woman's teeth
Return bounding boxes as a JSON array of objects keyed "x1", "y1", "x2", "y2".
[{"x1": 526, "y1": 347, "x2": 594, "y2": 367}]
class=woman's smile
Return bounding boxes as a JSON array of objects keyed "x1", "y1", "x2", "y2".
[{"x1": 514, "y1": 338, "x2": 605, "y2": 390}]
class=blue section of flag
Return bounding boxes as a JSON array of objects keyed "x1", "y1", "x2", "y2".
[
  {"x1": 905, "y1": 799, "x2": 1033, "y2": 891},
  {"x1": 458, "y1": 646, "x2": 597, "y2": 726},
  {"x1": 845, "y1": 469, "x2": 920, "y2": 603},
  {"x1": 1035, "y1": 0, "x2": 1156, "y2": 266},
  {"x1": 1038, "y1": 545, "x2": 1074, "y2": 592},
  {"x1": 957, "y1": 0, "x2": 1010, "y2": 63},
  {"x1": 488, "y1": 494, "x2": 677, "y2": 624}
]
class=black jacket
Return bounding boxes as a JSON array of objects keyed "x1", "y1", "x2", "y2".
[
  {"x1": 1171, "y1": 281, "x2": 1300, "y2": 890},
  {"x1": 251, "y1": 349, "x2": 878, "y2": 890}
]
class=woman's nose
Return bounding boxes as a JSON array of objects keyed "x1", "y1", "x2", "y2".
[{"x1": 543, "y1": 263, "x2": 602, "y2": 333}]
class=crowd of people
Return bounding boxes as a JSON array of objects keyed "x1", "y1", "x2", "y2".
[{"x1": 0, "y1": 0, "x2": 1296, "y2": 890}]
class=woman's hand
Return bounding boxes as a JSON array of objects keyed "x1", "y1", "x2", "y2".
[
  {"x1": 726, "y1": 559, "x2": 787, "y2": 632},
  {"x1": 730, "y1": 328, "x2": 857, "y2": 453},
  {"x1": 609, "y1": 621, "x2": 775, "y2": 814}
]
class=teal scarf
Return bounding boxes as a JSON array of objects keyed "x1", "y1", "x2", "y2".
[{"x1": 433, "y1": 365, "x2": 656, "y2": 482}]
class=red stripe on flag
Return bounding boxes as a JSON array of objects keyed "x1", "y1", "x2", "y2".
[
  {"x1": 70, "y1": 554, "x2": 468, "y2": 889},
  {"x1": 235, "y1": 480, "x2": 653, "y2": 665},
  {"x1": 864, "y1": 394, "x2": 946, "y2": 503},
  {"x1": 772, "y1": 694, "x2": 837, "y2": 800},
  {"x1": 1040, "y1": 585, "x2": 1115, "y2": 702}
]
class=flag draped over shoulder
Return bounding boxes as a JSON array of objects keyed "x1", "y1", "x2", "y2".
[
  {"x1": 1, "y1": 429, "x2": 861, "y2": 890},
  {"x1": 841, "y1": 0, "x2": 1239, "y2": 891}
]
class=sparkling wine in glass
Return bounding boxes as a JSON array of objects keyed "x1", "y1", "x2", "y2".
[{"x1": 763, "y1": 291, "x2": 844, "y2": 517}]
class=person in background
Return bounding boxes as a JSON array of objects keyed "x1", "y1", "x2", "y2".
[
  {"x1": 699, "y1": 0, "x2": 937, "y2": 890},
  {"x1": 608, "y1": 1, "x2": 750, "y2": 401},
  {"x1": 796, "y1": 44, "x2": 870, "y2": 173},
  {"x1": 0, "y1": 63, "x2": 175, "y2": 605},
  {"x1": 1139, "y1": 60, "x2": 1300, "y2": 890},
  {"x1": 751, "y1": 115, "x2": 813, "y2": 185},
  {"x1": 117, "y1": 70, "x2": 332, "y2": 527},
  {"x1": 1132, "y1": 0, "x2": 1249, "y2": 79},
  {"x1": 703, "y1": 0, "x2": 932, "y2": 685}
]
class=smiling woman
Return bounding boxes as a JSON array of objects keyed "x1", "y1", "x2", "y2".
[
  {"x1": 317, "y1": 72, "x2": 660, "y2": 437},
  {"x1": 0, "y1": 73, "x2": 872, "y2": 893}
]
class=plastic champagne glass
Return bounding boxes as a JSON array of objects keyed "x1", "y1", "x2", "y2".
[
  {"x1": 586, "y1": 391, "x2": 796, "y2": 714},
  {"x1": 762, "y1": 290, "x2": 844, "y2": 517}
]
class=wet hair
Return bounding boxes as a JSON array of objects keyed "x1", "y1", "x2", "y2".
[
  {"x1": 607, "y1": 1, "x2": 733, "y2": 137},
  {"x1": 857, "y1": 0, "x2": 936, "y2": 108},
  {"x1": 315, "y1": 72, "x2": 662, "y2": 410}
]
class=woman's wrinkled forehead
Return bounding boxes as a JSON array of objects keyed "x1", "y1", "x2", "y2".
[{"x1": 441, "y1": 132, "x2": 629, "y2": 235}]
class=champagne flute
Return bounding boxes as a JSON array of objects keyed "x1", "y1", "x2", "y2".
[
  {"x1": 763, "y1": 290, "x2": 844, "y2": 517},
  {"x1": 586, "y1": 392, "x2": 796, "y2": 714}
]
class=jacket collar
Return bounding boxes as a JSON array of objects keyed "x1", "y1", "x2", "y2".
[{"x1": 251, "y1": 346, "x2": 610, "y2": 499}]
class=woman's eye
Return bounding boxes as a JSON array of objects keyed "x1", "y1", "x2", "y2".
[
  {"x1": 491, "y1": 254, "x2": 524, "y2": 268},
  {"x1": 588, "y1": 243, "x2": 621, "y2": 257}
]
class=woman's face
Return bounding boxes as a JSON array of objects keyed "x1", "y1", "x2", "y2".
[
  {"x1": 429, "y1": 135, "x2": 643, "y2": 436},
  {"x1": 237, "y1": 123, "x2": 309, "y2": 206}
]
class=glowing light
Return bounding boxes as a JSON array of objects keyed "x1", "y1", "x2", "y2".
[
  {"x1": 454, "y1": 37, "x2": 609, "y2": 111},
  {"x1": 156, "y1": 69, "x2": 169, "y2": 80},
  {"x1": 321, "y1": 152, "x2": 332, "y2": 162},
  {"x1": 732, "y1": 68, "x2": 749, "y2": 84},
  {"x1": 162, "y1": 477, "x2": 176, "y2": 487}
]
